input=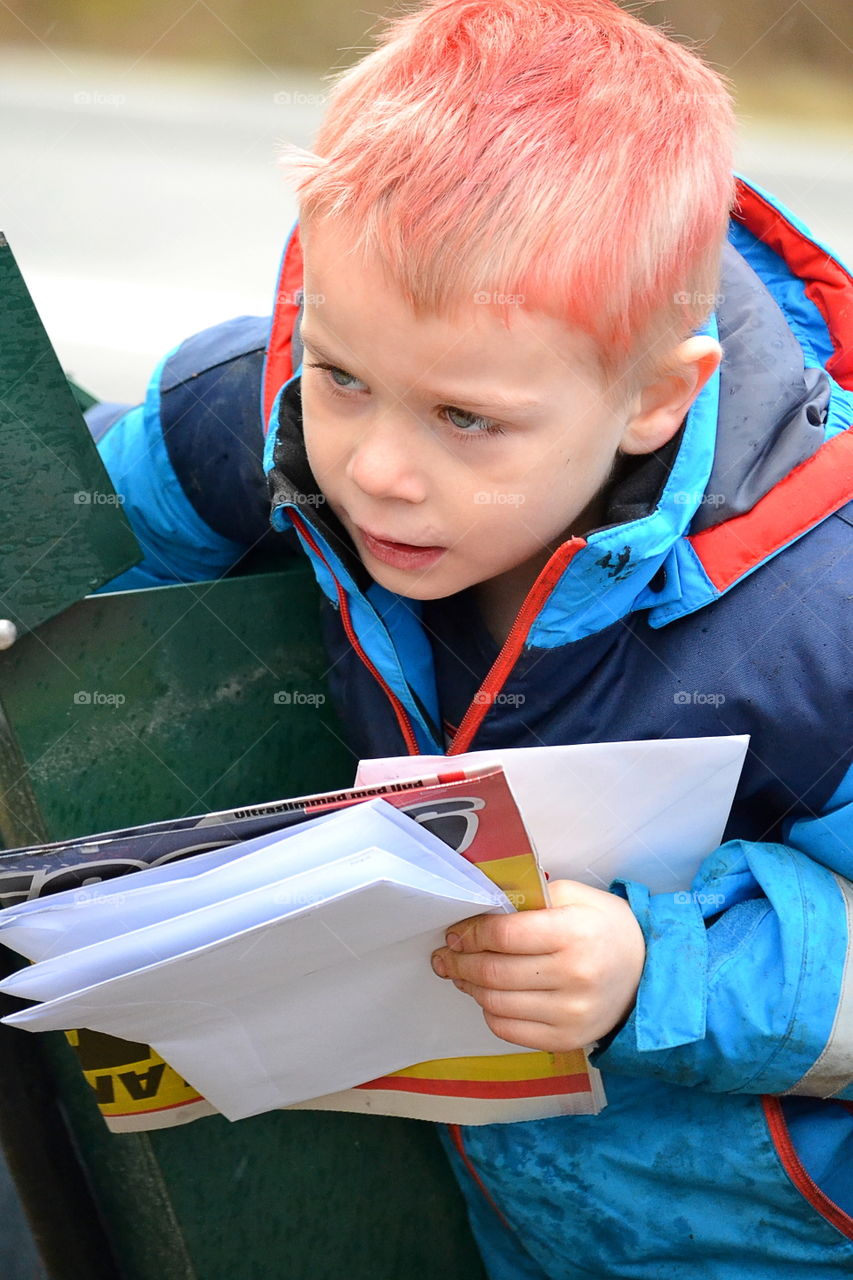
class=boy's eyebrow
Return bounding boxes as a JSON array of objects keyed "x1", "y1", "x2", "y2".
[{"x1": 300, "y1": 330, "x2": 543, "y2": 414}]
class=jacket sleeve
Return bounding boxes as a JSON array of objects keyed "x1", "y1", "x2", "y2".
[
  {"x1": 592, "y1": 761, "x2": 853, "y2": 1098},
  {"x1": 90, "y1": 315, "x2": 293, "y2": 590}
]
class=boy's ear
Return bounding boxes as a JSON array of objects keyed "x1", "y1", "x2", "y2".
[{"x1": 619, "y1": 336, "x2": 722, "y2": 456}]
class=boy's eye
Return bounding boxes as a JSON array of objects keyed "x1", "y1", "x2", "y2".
[
  {"x1": 443, "y1": 405, "x2": 500, "y2": 435},
  {"x1": 306, "y1": 359, "x2": 503, "y2": 438},
  {"x1": 327, "y1": 365, "x2": 362, "y2": 390},
  {"x1": 304, "y1": 360, "x2": 366, "y2": 392}
]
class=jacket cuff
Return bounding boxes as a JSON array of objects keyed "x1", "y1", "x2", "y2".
[{"x1": 594, "y1": 881, "x2": 708, "y2": 1064}]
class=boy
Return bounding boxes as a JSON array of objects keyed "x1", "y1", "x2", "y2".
[{"x1": 89, "y1": 0, "x2": 853, "y2": 1275}]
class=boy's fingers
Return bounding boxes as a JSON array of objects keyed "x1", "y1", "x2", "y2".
[
  {"x1": 450, "y1": 979, "x2": 555, "y2": 1024},
  {"x1": 480, "y1": 1015, "x2": 556, "y2": 1053},
  {"x1": 432, "y1": 948, "x2": 556, "y2": 989},
  {"x1": 444, "y1": 909, "x2": 559, "y2": 956}
]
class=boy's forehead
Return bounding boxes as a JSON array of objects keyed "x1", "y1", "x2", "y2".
[{"x1": 301, "y1": 219, "x2": 605, "y2": 397}]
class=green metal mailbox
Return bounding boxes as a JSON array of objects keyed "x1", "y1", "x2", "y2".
[{"x1": 0, "y1": 237, "x2": 487, "y2": 1280}]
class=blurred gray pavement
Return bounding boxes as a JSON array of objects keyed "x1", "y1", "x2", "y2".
[{"x1": 0, "y1": 48, "x2": 317, "y2": 401}]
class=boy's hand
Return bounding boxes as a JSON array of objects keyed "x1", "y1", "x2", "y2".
[{"x1": 430, "y1": 880, "x2": 645, "y2": 1052}]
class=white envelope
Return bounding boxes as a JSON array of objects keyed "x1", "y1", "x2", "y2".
[
  {"x1": 0, "y1": 808, "x2": 347, "y2": 960},
  {"x1": 0, "y1": 799, "x2": 485, "y2": 965},
  {"x1": 355, "y1": 736, "x2": 750, "y2": 892},
  {"x1": 1, "y1": 830, "x2": 506, "y2": 1004},
  {"x1": 3, "y1": 872, "x2": 520, "y2": 1120}
]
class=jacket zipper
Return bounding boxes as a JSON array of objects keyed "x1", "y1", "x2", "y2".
[
  {"x1": 449, "y1": 539, "x2": 586, "y2": 755},
  {"x1": 292, "y1": 513, "x2": 585, "y2": 759},
  {"x1": 763, "y1": 1096, "x2": 853, "y2": 1239}
]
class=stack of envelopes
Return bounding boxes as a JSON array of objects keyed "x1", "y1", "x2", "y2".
[{"x1": 0, "y1": 800, "x2": 519, "y2": 1121}]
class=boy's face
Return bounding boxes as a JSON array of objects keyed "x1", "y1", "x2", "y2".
[{"x1": 299, "y1": 217, "x2": 637, "y2": 606}]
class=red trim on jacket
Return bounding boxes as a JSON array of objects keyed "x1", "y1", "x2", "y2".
[
  {"x1": 262, "y1": 225, "x2": 304, "y2": 431},
  {"x1": 689, "y1": 425, "x2": 853, "y2": 593},
  {"x1": 447, "y1": 1124, "x2": 512, "y2": 1229},
  {"x1": 449, "y1": 540, "x2": 585, "y2": 755},
  {"x1": 732, "y1": 179, "x2": 853, "y2": 392},
  {"x1": 686, "y1": 179, "x2": 853, "y2": 594},
  {"x1": 763, "y1": 1096, "x2": 853, "y2": 1241},
  {"x1": 289, "y1": 511, "x2": 420, "y2": 754}
]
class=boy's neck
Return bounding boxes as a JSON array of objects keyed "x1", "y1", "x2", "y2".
[
  {"x1": 472, "y1": 490, "x2": 611, "y2": 647},
  {"x1": 473, "y1": 569, "x2": 536, "y2": 648}
]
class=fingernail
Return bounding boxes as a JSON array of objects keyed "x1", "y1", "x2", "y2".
[
  {"x1": 446, "y1": 932, "x2": 462, "y2": 951},
  {"x1": 431, "y1": 952, "x2": 448, "y2": 977}
]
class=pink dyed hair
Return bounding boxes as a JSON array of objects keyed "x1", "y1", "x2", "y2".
[{"x1": 278, "y1": 0, "x2": 737, "y2": 384}]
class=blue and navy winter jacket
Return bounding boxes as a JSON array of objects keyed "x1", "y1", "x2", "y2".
[{"x1": 91, "y1": 175, "x2": 853, "y2": 1278}]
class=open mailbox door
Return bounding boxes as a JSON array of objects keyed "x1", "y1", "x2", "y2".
[
  {"x1": 0, "y1": 242, "x2": 486, "y2": 1280},
  {"x1": 0, "y1": 233, "x2": 142, "y2": 639}
]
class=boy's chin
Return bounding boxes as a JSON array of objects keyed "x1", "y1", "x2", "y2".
[
  {"x1": 359, "y1": 555, "x2": 479, "y2": 602},
  {"x1": 366, "y1": 566, "x2": 467, "y2": 601}
]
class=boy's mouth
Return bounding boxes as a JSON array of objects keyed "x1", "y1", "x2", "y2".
[{"x1": 357, "y1": 527, "x2": 447, "y2": 571}]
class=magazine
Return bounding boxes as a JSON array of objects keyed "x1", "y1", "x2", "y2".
[{"x1": 0, "y1": 765, "x2": 604, "y2": 1131}]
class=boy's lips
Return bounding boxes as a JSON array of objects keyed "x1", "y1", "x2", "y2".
[{"x1": 356, "y1": 526, "x2": 447, "y2": 571}]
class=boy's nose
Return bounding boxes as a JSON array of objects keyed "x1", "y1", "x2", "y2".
[{"x1": 345, "y1": 413, "x2": 429, "y2": 504}]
